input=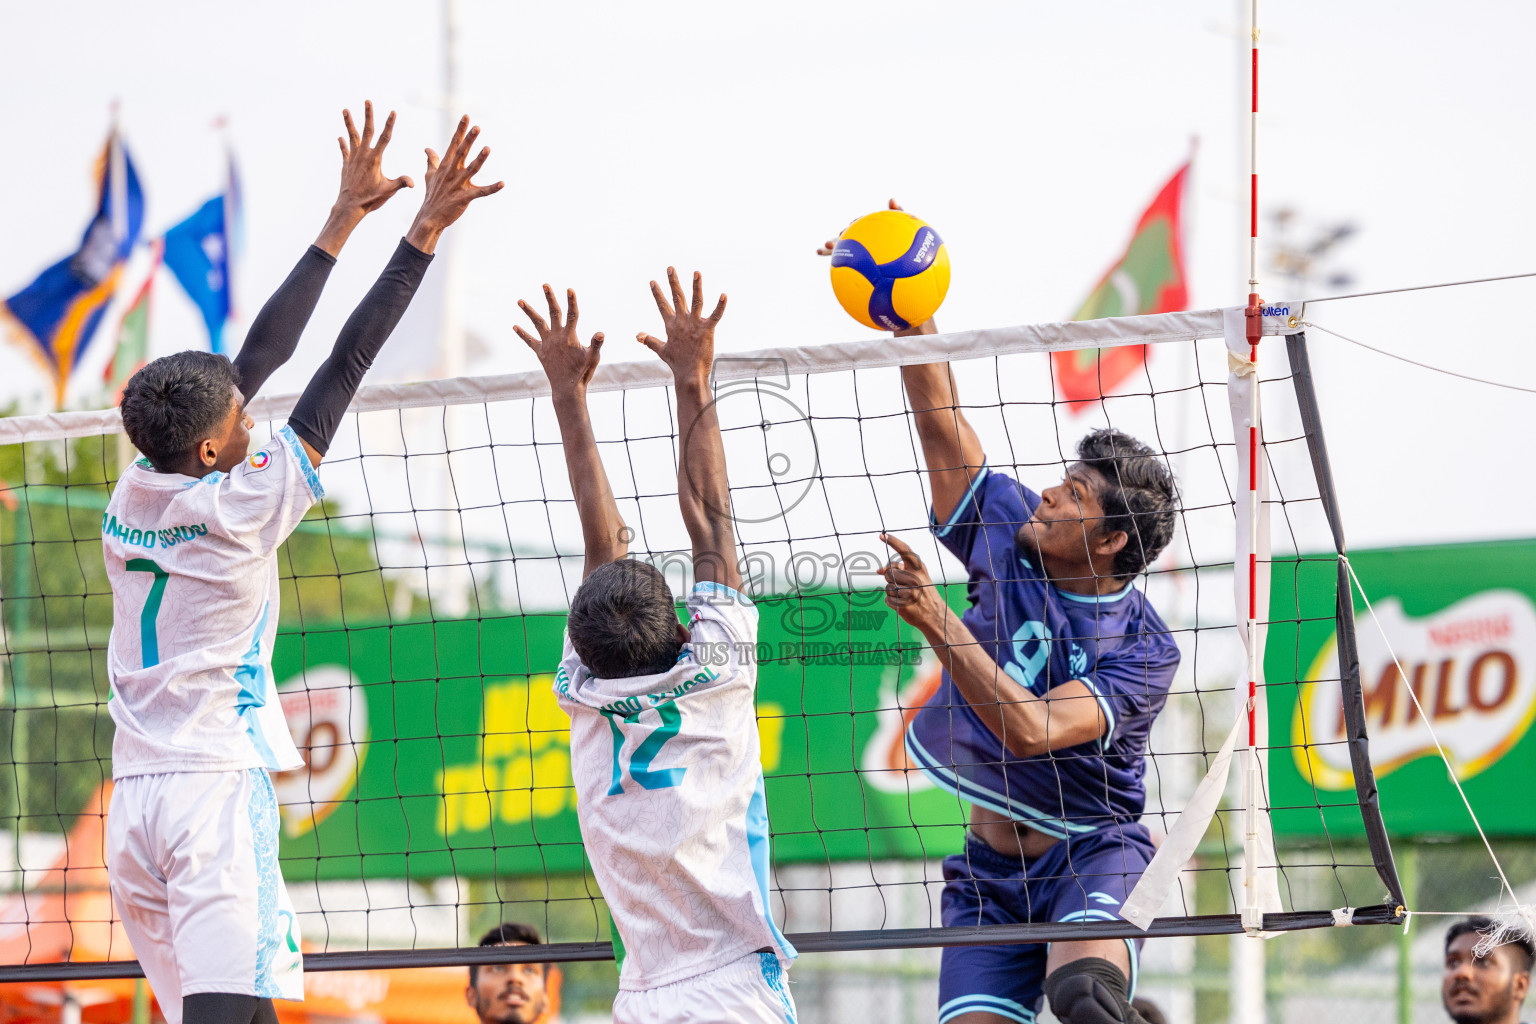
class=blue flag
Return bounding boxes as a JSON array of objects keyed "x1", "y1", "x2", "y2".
[
  {"x1": 3, "y1": 131, "x2": 145, "y2": 406},
  {"x1": 162, "y1": 156, "x2": 240, "y2": 353}
]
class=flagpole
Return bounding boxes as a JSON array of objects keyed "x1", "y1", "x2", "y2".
[
  {"x1": 437, "y1": 0, "x2": 472, "y2": 624},
  {"x1": 1240, "y1": 0, "x2": 1266, "y2": 944},
  {"x1": 112, "y1": 101, "x2": 134, "y2": 470},
  {"x1": 440, "y1": 0, "x2": 465, "y2": 380},
  {"x1": 110, "y1": 104, "x2": 127, "y2": 251},
  {"x1": 218, "y1": 116, "x2": 239, "y2": 342}
]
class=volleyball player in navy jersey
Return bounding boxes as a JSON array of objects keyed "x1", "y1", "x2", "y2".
[{"x1": 876, "y1": 319, "x2": 1181, "y2": 1024}]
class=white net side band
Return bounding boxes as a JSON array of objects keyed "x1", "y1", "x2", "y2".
[{"x1": 0, "y1": 306, "x2": 1292, "y2": 444}]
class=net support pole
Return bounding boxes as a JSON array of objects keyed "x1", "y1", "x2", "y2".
[{"x1": 1240, "y1": 0, "x2": 1267, "y2": 939}]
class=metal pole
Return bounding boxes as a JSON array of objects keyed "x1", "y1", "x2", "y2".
[
  {"x1": 440, "y1": 0, "x2": 465, "y2": 380},
  {"x1": 132, "y1": 978, "x2": 150, "y2": 1024},
  {"x1": 1240, "y1": 0, "x2": 1266, "y2": 940},
  {"x1": 1231, "y1": 930, "x2": 1266, "y2": 1024},
  {"x1": 1397, "y1": 845, "x2": 1418, "y2": 1024},
  {"x1": 432, "y1": 0, "x2": 472, "y2": 616}
]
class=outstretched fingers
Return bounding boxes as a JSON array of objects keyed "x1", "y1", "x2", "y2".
[
  {"x1": 518, "y1": 299, "x2": 549, "y2": 336},
  {"x1": 513, "y1": 325, "x2": 539, "y2": 350},
  {"x1": 667, "y1": 267, "x2": 687, "y2": 316},
  {"x1": 649, "y1": 279, "x2": 674, "y2": 320},
  {"x1": 424, "y1": 147, "x2": 441, "y2": 172},
  {"x1": 361, "y1": 101, "x2": 375, "y2": 146},
  {"x1": 456, "y1": 126, "x2": 481, "y2": 170},
  {"x1": 543, "y1": 285, "x2": 563, "y2": 329},
  {"x1": 377, "y1": 109, "x2": 396, "y2": 149},
  {"x1": 441, "y1": 116, "x2": 469, "y2": 167},
  {"x1": 690, "y1": 271, "x2": 704, "y2": 315},
  {"x1": 636, "y1": 332, "x2": 666, "y2": 357},
  {"x1": 465, "y1": 145, "x2": 491, "y2": 177},
  {"x1": 566, "y1": 289, "x2": 579, "y2": 331},
  {"x1": 343, "y1": 108, "x2": 360, "y2": 149},
  {"x1": 708, "y1": 293, "x2": 727, "y2": 324}
]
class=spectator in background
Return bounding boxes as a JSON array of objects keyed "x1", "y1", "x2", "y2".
[
  {"x1": 1444, "y1": 917, "x2": 1533, "y2": 1024},
  {"x1": 466, "y1": 923, "x2": 560, "y2": 1024}
]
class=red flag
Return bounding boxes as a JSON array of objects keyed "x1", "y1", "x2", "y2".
[{"x1": 1053, "y1": 161, "x2": 1190, "y2": 409}]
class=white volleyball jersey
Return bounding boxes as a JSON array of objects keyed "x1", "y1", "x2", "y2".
[
  {"x1": 103, "y1": 425, "x2": 321, "y2": 777},
  {"x1": 555, "y1": 582, "x2": 796, "y2": 991}
]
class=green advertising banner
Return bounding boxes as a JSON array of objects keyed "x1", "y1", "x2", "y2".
[
  {"x1": 270, "y1": 589, "x2": 970, "y2": 881},
  {"x1": 1266, "y1": 538, "x2": 1536, "y2": 839}
]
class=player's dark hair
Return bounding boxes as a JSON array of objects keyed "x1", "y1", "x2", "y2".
[
  {"x1": 120, "y1": 351, "x2": 241, "y2": 471},
  {"x1": 568, "y1": 559, "x2": 683, "y2": 679},
  {"x1": 1076, "y1": 428, "x2": 1179, "y2": 579},
  {"x1": 469, "y1": 922, "x2": 546, "y2": 984},
  {"x1": 1446, "y1": 916, "x2": 1536, "y2": 973}
]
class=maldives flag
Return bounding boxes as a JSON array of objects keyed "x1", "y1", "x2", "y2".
[{"x1": 1053, "y1": 160, "x2": 1190, "y2": 408}]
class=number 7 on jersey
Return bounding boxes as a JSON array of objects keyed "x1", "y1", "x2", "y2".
[{"x1": 126, "y1": 558, "x2": 170, "y2": 668}]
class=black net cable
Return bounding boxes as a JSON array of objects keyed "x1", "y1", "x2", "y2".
[{"x1": 0, "y1": 904, "x2": 1404, "y2": 983}]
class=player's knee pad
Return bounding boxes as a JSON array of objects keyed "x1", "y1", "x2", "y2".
[{"x1": 1043, "y1": 957, "x2": 1144, "y2": 1024}]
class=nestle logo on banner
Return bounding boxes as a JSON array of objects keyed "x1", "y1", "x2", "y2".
[{"x1": 1294, "y1": 590, "x2": 1536, "y2": 790}]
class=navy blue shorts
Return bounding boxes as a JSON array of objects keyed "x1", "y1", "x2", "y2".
[{"x1": 937, "y1": 825, "x2": 1155, "y2": 1024}]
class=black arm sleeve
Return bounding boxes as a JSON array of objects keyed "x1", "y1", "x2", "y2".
[
  {"x1": 288, "y1": 238, "x2": 433, "y2": 455},
  {"x1": 231, "y1": 245, "x2": 337, "y2": 402}
]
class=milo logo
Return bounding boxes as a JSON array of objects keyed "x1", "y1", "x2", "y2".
[
  {"x1": 1293, "y1": 590, "x2": 1536, "y2": 790},
  {"x1": 274, "y1": 666, "x2": 368, "y2": 836}
]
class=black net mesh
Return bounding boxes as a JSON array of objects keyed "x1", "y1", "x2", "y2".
[{"x1": 0, "y1": 328, "x2": 1399, "y2": 978}]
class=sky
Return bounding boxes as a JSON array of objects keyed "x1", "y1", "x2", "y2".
[{"x1": 1, "y1": 0, "x2": 1533, "y2": 550}]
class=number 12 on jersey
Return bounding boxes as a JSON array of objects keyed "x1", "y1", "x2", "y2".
[{"x1": 601, "y1": 703, "x2": 687, "y2": 795}]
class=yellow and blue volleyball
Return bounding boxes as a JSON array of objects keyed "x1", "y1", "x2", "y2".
[{"x1": 829, "y1": 210, "x2": 950, "y2": 331}]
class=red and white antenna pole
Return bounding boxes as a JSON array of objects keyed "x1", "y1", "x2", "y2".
[{"x1": 1241, "y1": 0, "x2": 1266, "y2": 937}]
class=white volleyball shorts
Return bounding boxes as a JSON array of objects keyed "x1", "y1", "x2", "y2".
[
  {"x1": 107, "y1": 769, "x2": 304, "y2": 1024},
  {"x1": 613, "y1": 951, "x2": 797, "y2": 1024}
]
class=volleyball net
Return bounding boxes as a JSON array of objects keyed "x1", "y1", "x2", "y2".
[{"x1": 0, "y1": 305, "x2": 1404, "y2": 978}]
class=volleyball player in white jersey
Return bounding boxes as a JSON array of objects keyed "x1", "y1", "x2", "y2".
[
  {"x1": 516, "y1": 270, "x2": 796, "y2": 1024},
  {"x1": 103, "y1": 106, "x2": 501, "y2": 1024}
]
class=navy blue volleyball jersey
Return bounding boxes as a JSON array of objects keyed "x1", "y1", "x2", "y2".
[{"x1": 905, "y1": 465, "x2": 1181, "y2": 838}]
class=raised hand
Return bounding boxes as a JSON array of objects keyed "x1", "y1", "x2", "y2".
[
  {"x1": 335, "y1": 101, "x2": 413, "y2": 215},
  {"x1": 405, "y1": 115, "x2": 505, "y2": 254},
  {"x1": 314, "y1": 101, "x2": 414, "y2": 256},
  {"x1": 524, "y1": 285, "x2": 625, "y2": 576},
  {"x1": 517, "y1": 285, "x2": 604, "y2": 395},
  {"x1": 877, "y1": 532, "x2": 946, "y2": 634},
  {"x1": 636, "y1": 267, "x2": 726, "y2": 383}
]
